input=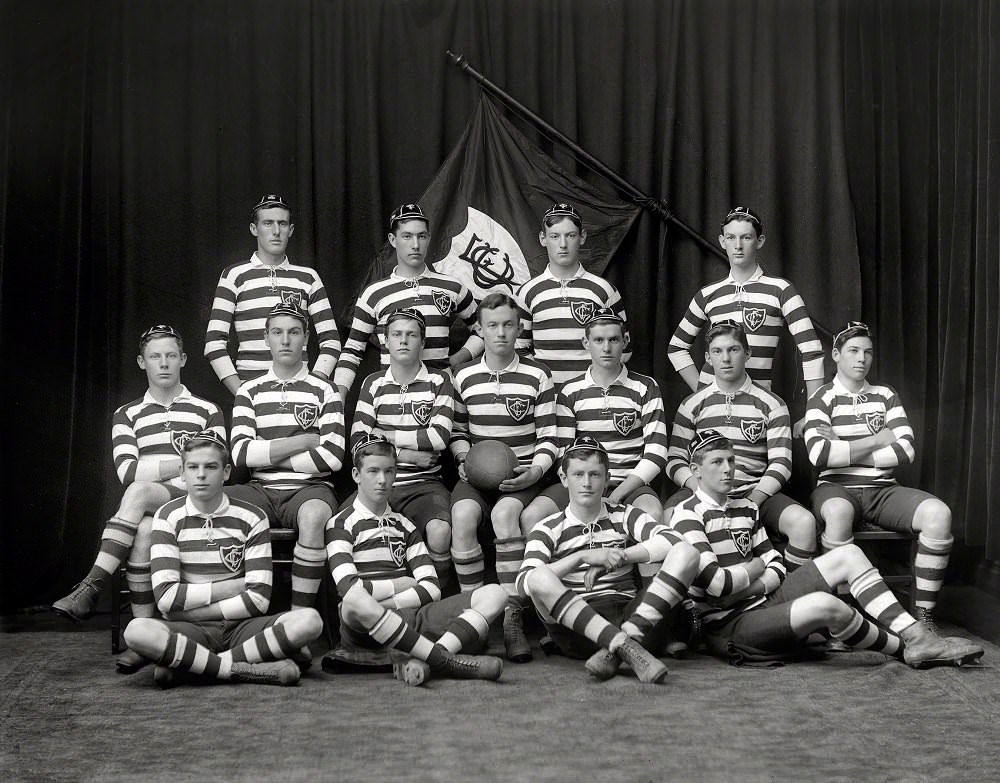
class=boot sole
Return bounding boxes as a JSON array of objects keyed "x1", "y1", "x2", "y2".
[
  {"x1": 908, "y1": 649, "x2": 985, "y2": 670},
  {"x1": 51, "y1": 605, "x2": 90, "y2": 623}
]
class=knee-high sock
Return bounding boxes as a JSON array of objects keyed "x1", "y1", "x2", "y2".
[
  {"x1": 783, "y1": 544, "x2": 814, "y2": 572},
  {"x1": 451, "y1": 545, "x2": 485, "y2": 592},
  {"x1": 291, "y1": 543, "x2": 326, "y2": 609},
  {"x1": 436, "y1": 608, "x2": 491, "y2": 653},
  {"x1": 369, "y1": 608, "x2": 437, "y2": 663},
  {"x1": 621, "y1": 568, "x2": 687, "y2": 644},
  {"x1": 125, "y1": 560, "x2": 155, "y2": 618},
  {"x1": 914, "y1": 533, "x2": 952, "y2": 612},
  {"x1": 159, "y1": 631, "x2": 229, "y2": 679},
  {"x1": 494, "y1": 536, "x2": 525, "y2": 602},
  {"x1": 221, "y1": 621, "x2": 297, "y2": 666},
  {"x1": 88, "y1": 516, "x2": 137, "y2": 585},
  {"x1": 830, "y1": 608, "x2": 903, "y2": 657},
  {"x1": 539, "y1": 589, "x2": 620, "y2": 650},
  {"x1": 849, "y1": 566, "x2": 915, "y2": 635},
  {"x1": 428, "y1": 548, "x2": 452, "y2": 585}
]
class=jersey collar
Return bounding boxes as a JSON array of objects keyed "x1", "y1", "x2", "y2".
[
  {"x1": 543, "y1": 263, "x2": 585, "y2": 282},
  {"x1": 584, "y1": 366, "x2": 628, "y2": 388},
  {"x1": 185, "y1": 493, "x2": 231, "y2": 518},
  {"x1": 707, "y1": 373, "x2": 754, "y2": 395},
  {"x1": 354, "y1": 496, "x2": 394, "y2": 520},
  {"x1": 694, "y1": 486, "x2": 732, "y2": 512},
  {"x1": 141, "y1": 385, "x2": 192, "y2": 409},
  {"x1": 250, "y1": 251, "x2": 289, "y2": 269},
  {"x1": 725, "y1": 265, "x2": 764, "y2": 284},
  {"x1": 262, "y1": 365, "x2": 310, "y2": 384},
  {"x1": 387, "y1": 363, "x2": 429, "y2": 386},
  {"x1": 832, "y1": 375, "x2": 871, "y2": 396}
]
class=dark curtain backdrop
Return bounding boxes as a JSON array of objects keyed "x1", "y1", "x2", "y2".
[{"x1": 2, "y1": 0, "x2": 997, "y2": 611}]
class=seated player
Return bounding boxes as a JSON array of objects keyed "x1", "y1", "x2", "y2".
[
  {"x1": 515, "y1": 203, "x2": 631, "y2": 388},
  {"x1": 664, "y1": 321, "x2": 817, "y2": 570},
  {"x1": 333, "y1": 203, "x2": 481, "y2": 400},
  {"x1": 667, "y1": 206, "x2": 823, "y2": 434},
  {"x1": 450, "y1": 292, "x2": 558, "y2": 662},
  {"x1": 521, "y1": 307, "x2": 667, "y2": 531},
  {"x1": 324, "y1": 434, "x2": 505, "y2": 686},
  {"x1": 229, "y1": 302, "x2": 345, "y2": 611},
  {"x1": 124, "y1": 431, "x2": 323, "y2": 688},
  {"x1": 804, "y1": 321, "x2": 963, "y2": 629},
  {"x1": 52, "y1": 324, "x2": 225, "y2": 673},
  {"x1": 672, "y1": 430, "x2": 983, "y2": 668},
  {"x1": 350, "y1": 308, "x2": 456, "y2": 585},
  {"x1": 516, "y1": 437, "x2": 701, "y2": 683},
  {"x1": 205, "y1": 194, "x2": 341, "y2": 396}
]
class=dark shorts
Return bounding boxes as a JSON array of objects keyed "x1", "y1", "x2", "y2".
[
  {"x1": 664, "y1": 487, "x2": 803, "y2": 533},
  {"x1": 227, "y1": 482, "x2": 336, "y2": 529},
  {"x1": 811, "y1": 483, "x2": 937, "y2": 534},
  {"x1": 339, "y1": 593, "x2": 475, "y2": 650},
  {"x1": 450, "y1": 477, "x2": 550, "y2": 527},
  {"x1": 536, "y1": 482, "x2": 658, "y2": 510},
  {"x1": 703, "y1": 560, "x2": 830, "y2": 655},
  {"x1": 543, "y1": 593, "x2": 643, "y2": 659},
  {"x1": 340, "y1": 480, "x2": 451, "y2": 532},
  {"x1": 156, "y1": 615, "x2": 280, "y2": 653}
]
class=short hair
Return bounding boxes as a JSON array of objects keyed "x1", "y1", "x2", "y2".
[
  {"x1": 833, "y1": 321, "x2": 872, "y2": 351},
  {"x1": 383, "y1": 308, "x2": 426, "y2": 340},
  {"x1": 264, "y1": 302, "x2": 308, "y2": 332},
  {"x1": 542, "y1": 202, "x2": 583, "y2": 231},
  {"x1": 688, "y1": 430, "x2": 733, "y2": 465},
  {"x1": 251, "y1": 194, "x2": 293, "y2": 224},
  {"x1": 181, "y1": 430, "x2": 229, "y2": 463},
  {"x1": 560, "y1": 435, "x2": 610, "y2": 471},
  {"x1": 351, "y1": 433, "x2": 396, "y2": 469},
  {"x1": 477, "y1": 292, "x2": 520, "y2": 323},
  {"x1": 139, "y1": 324, "x2": 184, "y2": 354},
  {"x1": 705, "y1": 320, "x2": 749, "y2": 351},
  {"x1": 720, "y1": 206, "x2": 763, "y2": 236}
]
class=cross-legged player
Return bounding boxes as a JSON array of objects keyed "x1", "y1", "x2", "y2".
[
  {"x1": 324, "y1": 434, "x2": 505, "y2": 686},
  {"x1": 516, "y1": 437, "x2": 701, "y2": 683},
  {"x1": 228, "y1": 303, "x2": 345, "y2": 611},
  {"x1": 672, "y1": 430, "x2": 982, "y2": 668},
  {"x1": 124, "y1": 431, "x2": 323, "y2": 688},
  {"x1": 450, "y1": 292, "x2": 558, "y2": 662},
  {"x1": 664, "y1": 321, "x2": 817, "y2": 570},
  {"x1": 52, "y1": 325, "x2": 225, "y2": 673}
]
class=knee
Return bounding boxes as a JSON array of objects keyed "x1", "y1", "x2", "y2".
[
  {"x1": 914, "y1": 499, "x2": 951, "y2": 538},
  {"x1": 801, "y1": 592, "x2": 851, "y2": 629},
  {"x1": 340, "y1": 589, "x2": 374, "y2": 627},
  {"x1": 473, "y1": 584, "x2": 508, "y2": 616},
  {"x1": 425, "y1": 520, "x2": 451, "y2": 552},
  {"x1": 121, "y1": 481, "x2": 159, "y2": 512},
  {"x1": 130, "y1": 517, "x2": 155, "y2": 559},
  {"x1": 286, "y1": 607, "x2": 323, "y2": 642},
  {"x1": 781, "y1": 507, "x2": 817, "y2": 543},
  {"x1": 522, "y1": 566, "x2": 557, "y2": 602},
  {"x1": 820, "y1": 498, "x2": 854, "y2": 525},
  {"x1": 123, "y1": 617, "x2": 160, "y2": 654},
  {"x1": 491, "y1": 506, "x2": 521, "y2": 539},
  {"x1": 670, "y1": 540, "x2": 701, "y2": 580},
  {"x1": 518, "y1": 504, "x2": 548, "y2": 535},
  {"x1": 296, "y1": 510, "x2": 328, "y2": 543}
]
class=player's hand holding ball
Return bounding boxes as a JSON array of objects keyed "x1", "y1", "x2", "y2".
[{"x1": 499, "y1": 465, "x2": 543, "y2": 493}]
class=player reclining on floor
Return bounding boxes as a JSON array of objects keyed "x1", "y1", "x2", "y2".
[
  {"x1": 324, "y1": 434, "x2": 505, "y2": 686},
  {"x1": 124, "y1": 431, "x2": 322, "y2": 688},
  {"x1": 52, "y1": 324, "x2": 225, "y2": 674},
  {"x1": 671, "y1": 430, "x2": 983, "y2": 668},
  {"x1": 516, "y1": 437, "x2": 701, "y2": 684}
]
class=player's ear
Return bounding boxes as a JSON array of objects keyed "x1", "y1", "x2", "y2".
[
  {"x1": 718, "y1": 233, "x2": 726, "y2": 249},
  {"x1": 250, "y1": 222, "x2": 259, "y2": 237},
  {"x1": 351, "y1": 466, "x2": 361, "y2": 485},
  {"x1": 388, "y1": 232, "x2": 399, "y2": 249},
  {"x1": 581, "y1": 334, "x2": 590, "y2": 350},
  {"x1": 579, "y1": 228, "x2": 586, "y2": 245},
  {"x1": 179, "y1": 352, "x2": 188, "y2": 368},
  {"x1": 223, "y1": 463, "x2": 232, "y2": 482},
  {"x1": 755, "y1": 233, "x2": 765, "y2": 249},
  {"x1": 287, "y1": 223, "x2": 295, "y2": 238},
  {"x1": 538, "y1": 229, "x2": 546, "y2": 247},
  {"x1": 136, "y1": 353, "x2": 146, "y2": 370},
  {"x1": 831, "y1": 347, "x2": 841, "y2": 362},
  {"x1": 558, "y1": 466, "x2": 568, "y2": 487}
]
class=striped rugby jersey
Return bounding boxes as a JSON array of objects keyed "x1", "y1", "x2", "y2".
[
  {"x1": 205, "y1": 253, "x2": 341, "y2": 383},
  {"x1": 516, "y1": 500, "x2": 682, "y2": 601},
  {"x1": 670, "y1": 488, "x2": 786, "y2": 626},
  {"x1": 804, "y1": 377, "x2": 915, "y2": 488},
  {"x1": 556, "y1": 368, "x2": 668, "y2": 487},
  {"x1": 451, "y1": 354, "x2": 558, "y2": 472},
  {"x1": 333, "y1": 268, "x2": 482, "y2": 392},
  {"x1": 351, "y1": 364, "x2": 455, "y2": 486},
  {"x1": 515, "y1": 266, "x2": 631, "y2": 387},
  {"x1": 668, "y1": 265, "x2": 824, "y2": 389},
  {"x1": 666, "y1": 375, "x2": 792, "y2": 499},
  {"x1": 150, "y1": 494, "x2": 272, "y2": 621},
  {"x1": 230, "y1": 366, "x2": 345, "y2": 489},
  {"x1": 326, "y1": 498, "x2": 440, "y2": 610},
  {"x1": 111, "y1": 386, "x2": 225, "y2": 490}
]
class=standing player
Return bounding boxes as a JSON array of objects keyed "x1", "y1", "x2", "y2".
[
  {"x1": 521, "y1": 307, "x2": 667, "y2": 531},
  {"x1": 449, "y1": 292, "x2": 558, "y2": 662},
  {"x1": 124, "y1": 431, "x2": 323, "y2": 688},
  {"x1": 205, "y1": 194, "x2": 341, "y2": 395},
  {"x1": 325, "y1": 434, "x2": 505, "y2": 686},
  {"x1": 515, "y1": 203, "x2": 631, "y2": 388},
  {"x1": 52, "y1": 325, "x2": 225, "y2": 673},
  {"x1": 804, "y1": 322, "x2": 959, "y2": 628},
  {"x1": 668, "y1": 207, "x2": 824, "y2": 433},
  {"x1": 516, "y1": 437, "x2": 701, "y2": 683},
  {"x1": 673, "y1": 430, "x2": 982, "y2": 667},
  {"x1": 664, "y1": 321, "x2": 817, "y2": 570},
  {"x1": 333, "y1": 203, "x2": 481, "y2": 400},
  {"x1": 229, "y1": 303, "x2": 345, "y2": 611},
  {"x1": 350, "y1": 308, "x2": 456, "y2": 585}
]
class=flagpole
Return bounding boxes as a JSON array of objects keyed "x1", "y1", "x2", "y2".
[{"x1": 446, "y1": 50, "x2": 727, "y2": 264}]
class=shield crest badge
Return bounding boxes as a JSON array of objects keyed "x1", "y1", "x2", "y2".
[
  {"x1": 741, "y1": 419, "x2": 766, "y2": 444},
  {"x1": 865, "y1": 411, "x2": 885, "y2": 435},
  {"x1": 388, "y1": 538, "x2": 407, "y2": 567},
  {"x1": 431, "y1": 289, "x2": 453, "y2": 316},
  {"x1": 294, "y1": 403, "x2": 319, "y2": 430},
  {"x1": 570, "y1": 300, "x2": 597, "y2": 325},
  {"x1": 613, "y1": 411, "x2": 637, "y2": 436},
  {"x1": 505, "y1": 396, "x2": 532, "y2": 422},
  {"x1": 742, "y1": 306, "x2": 766, "y2": 333},
  {"x1": 280, "y1": 289, "x2": 303, "y2": 308},
  {"x1": 219, "y1": 544, "x2": 245, "y2": 573},
  {"x1": 171, "y1": 429, "x2": 197, "y2": 455},
  {"x1": 729, "y1": 529, "x2": 752, "y2": 558},
  {"x1": 410, "y1": 399, "x2": 432, "y2": 426}
]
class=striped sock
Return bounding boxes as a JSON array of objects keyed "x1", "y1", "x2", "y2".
[
  {"x1": 547, "y1": 590, "x2": 619, "y2": 650},
  {"x1": 437, "y1": 608, "x2": 490, "y2": 653},
  {"x1": 369, "y1": 609, "x2": 436, "y2": 662},
  {"x1": 125, "y1": 560, "x2": 155, "y2": 618},
  {"x1": 849, "y1": 566, "x2": 915, "y2": 634},
  {"x1": 621, "y1": 569, "x2": 687, "y2": 643},
  {"x1": 428, "y1": 548, "x2": 452, "y2": 585},
  {"x1": 88, "y1": 516, "x2": 137, "y2": 584},
  {"x1": 830, "y1": 608, "x2": 902, "y2": 657},
  {"x1": 224, "y1": 621, "x2": 296, "y2": 665},
  {"x1": 160, "y1": 631, "x2": 226, "y2": 679},
  {"x1": 451, "y1": 545, "x2": 485, "y2": 592},
  {"x1": 914, "y1": 533, "x2": 952, "y2": 613},
  {"x1": 820, "y1": 532, "x2": 853, "y2": 553},
  {"x1": 494, "y1": 537, "x2": 525, "y2": 600},
  {"x1": 783, "y1": 544, "x2": 814, "y2": 572},
  {"x1": 291, "y1": 543, "x2": 326, "y2": 609}
]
